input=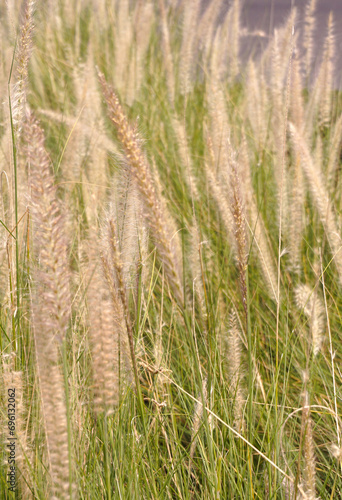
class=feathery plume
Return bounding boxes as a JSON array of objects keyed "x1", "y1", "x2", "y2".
[
  {"x1": 318, "y1": 12, "x2": 334, "y2": 127},
  {"x1": 289, "y1": 123, "x2": 342, "y2": 284},
  {"x1": 71, "y1": 52, "x2": 111, "y2": 223},
  {"x1": 303, "y1": 0, "x2": 317, "y2": 81},
  {"x1": 102, "y1": 214, "x2": 141, "y2": 388},
  {"x1": 287, "y1": 50, "x2": 305, "y2": 272},
  {"x1": 24, "y1": 111, "x2": 73, "y2": 498},
  {"x1": 327, "y1": 112, "x2": 342, "y2": 183},
  {"x1": 99, "y1": 73, "x2": 184, "y2": 303},
  {"x1": 288, "y1": 151, "x2": 305, "y2": 273},
  {"x1": 224, "y1": 0, "x2": 240, "y2": 82},
  {"x1": 112, "y1": 168, "x2": 148, "y2": 289},
  {"x1": 130, "y1": 1, "x2": 154, "y2": 103},
  {"x1": 227, "y1": 311, "x2": 245, "y2": 431},
  {"x1": 329, "y1": 444, "x2": 342, "y2": 464},
  {"x1": 314, "y1": 133, "x2": 323, "y2": 172},
  {"x1": 295, "y1": 283, "x2": 325, "y2": 356},
  {"x1": 5, "y1": 1, "x2": 19, "y2": 42},
  {"x1": 305, "y1": 12, "x2": 334, "y2": 135},
  {"x1": 247, "y1": 201, "x2": 278, "y2": 301},
  {"x1": 238, "y1": 135, "x2": 278, "y2": 299},
  {"x1": 12, "y1": 0, "x2": 35, "y2": 136},
  {"x1": 229, "y1": 159, "x2": 248, "y2": 316},
  {"x1": 171, "y1": 114, "x2": 199, "y2": 199},
  {"x1": 86, "y1": 244, "x2": 121, "y2": 413},
  {"x1": 114, "y1": 0, "x2": 133, "y2": 102},
  {"x1": 178, "y1": 0, "x2": 201, "y2": 95},
  {"x1": 205, "y1": 162, "x2": 235, "y2": 244},
  {"x1": 157, "y1": 0, "x2": 175, "y2": 106},
  {"x1": 197, "y1": 0, "x2": 222, "y2": 67},
  {"x1": 246, "y1": 61, "x2": 268, "y2": 153},
  {"x1": 269, "y1": 11, "x2": 296, "y2": 202},
  {"x1": 290, "y1": 53, "x2": 304, "y2": 130},
  {"x1": 0, "y1": 171, "x2": 12, "y2": 305},
  {"x1": 37, "y1": 108, "x2": 119, "y2": 155},
  {"x1": 207, "y1": 30, "x2": 230, "y2": 173}
]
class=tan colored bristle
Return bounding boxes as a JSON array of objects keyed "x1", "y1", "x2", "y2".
[
  {"x1": 229, "y1": 160, "x2": 248, "y2": 315},
  {"x1": 24, "y1": 111, "x2": 73, "y2": 498},
  {"x1": 295, "y1": 283, "x2": 325, "y2": 356}
]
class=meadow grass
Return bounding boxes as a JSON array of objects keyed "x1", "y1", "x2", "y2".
[{"x1": 1, "y1": 0, "x2": 342, "y2": 498}]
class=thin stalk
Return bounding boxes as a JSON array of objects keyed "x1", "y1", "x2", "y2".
[
  {"x1": 8, "y1": 47, "x2": 20, "y2": 367},
  {"x1": 246, "y1": 266, "x2": 254, "y2": 496},
  {"x1": 62, "y1": 340, "x2": 73, "y2": 500},
  {"x1": 103, "y1": 416, "x2": 112, "y2": 500}
]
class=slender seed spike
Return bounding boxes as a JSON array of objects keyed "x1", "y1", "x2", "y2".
[{"x1": 99, "y1": 73, "x2": 183, "y2": 304}]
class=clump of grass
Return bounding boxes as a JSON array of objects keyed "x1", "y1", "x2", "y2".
[{"x1": 1, "y1": 0, "x2": 342, "y2": 498}]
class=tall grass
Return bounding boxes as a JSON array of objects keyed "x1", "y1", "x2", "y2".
[{"x1": 1, "y1": 0, "x2": 342, "y2": 498}]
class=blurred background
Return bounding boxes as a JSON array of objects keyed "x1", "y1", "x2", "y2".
[{"x1": 202, "y1": 0, "x2": 342, "y2": 87}]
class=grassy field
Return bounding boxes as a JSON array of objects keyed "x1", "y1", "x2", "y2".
[{"x1": 1, "y1": 0, "x2": 342, "y2": 498}]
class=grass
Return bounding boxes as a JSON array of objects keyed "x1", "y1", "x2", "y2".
[{"x1": 1, "y1": 0, "x2": 342, "y2": 498}]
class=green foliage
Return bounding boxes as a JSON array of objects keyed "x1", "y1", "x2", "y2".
[{"x1": 1, "y1": 0, "x2": 342, "y2": 498}]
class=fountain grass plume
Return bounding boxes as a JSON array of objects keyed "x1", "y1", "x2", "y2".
[
  {"x1": 99, "y1": 72, "x2": 184, "y2": 305},
  {"x1": 289, "y1": 122, "x2": 342, "y2": 285},
  {"x1": 12, "y1": 0, "x2": 35, "y2": 136},
  {"x1": 24, "y1": 111, "x2": 73, "y2": 498}
]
